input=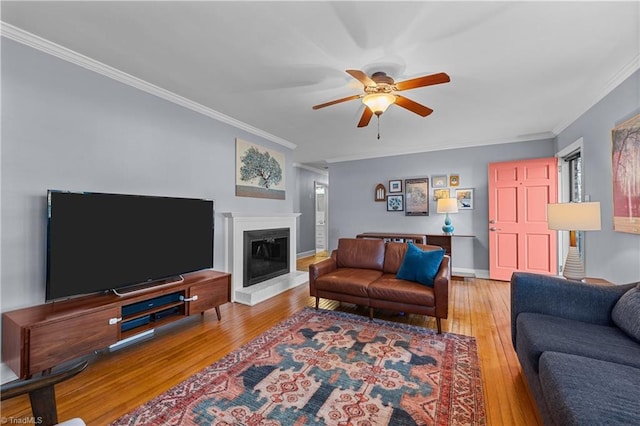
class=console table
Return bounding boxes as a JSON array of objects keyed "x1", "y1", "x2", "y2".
[{"x1": 355, "y1": 232, "x2": 426, "y2": 244}]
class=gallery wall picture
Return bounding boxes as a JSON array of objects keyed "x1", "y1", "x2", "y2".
[
  {"x1": 236, "y1": 138, "x2": 286, "y2": 199},
  {"x1": 389, "y1": 180, "x2": 403, "y2": 193},
  {"x1": 432, "y1": 175, "x2": 447, "y2": 188},
  {"x1": 455, "y1": 188, "x2": 474, "y2": 210},
  {"x1": 433, "y1": 188, "x2": 450, "y2": 201},
  {"x1": 387, "y1": 195, "x2": 404, "y2": 211},
  {"x1": 405, "y1": 178, "x2": 429, "y2": 216},
  {"x1": 612, "y1": 113, "x2": 640, "y2": 234}
]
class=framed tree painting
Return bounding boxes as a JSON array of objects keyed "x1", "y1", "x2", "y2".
[
  {"x1": 236, "y1": 138, "x2": 286, "y2": 200},
  {"x1": 405, "y1": 178, "x2": 429, "y2": 216},
  {"x1": 612, "y1": 113, "x2": 640, "y2": 234}
]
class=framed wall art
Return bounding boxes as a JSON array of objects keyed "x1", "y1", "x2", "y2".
[
  {"x1": 612, "y1": 113, "x2": 640, "y2": 234},
  {"x1": 433, "y1": 188, "x2": 450, "y2": 201},
  {"x1": 449, "y1": 174, "x2": 460, "y2": 187},
  {"x1": 405, "y1": 178, "x2": 429, "y2": 216},
  {"x1": 387, "y1": 195, "x2": 404, "y2": 211},
  {"x1": 388, "y1": 180, "x2": 403, "y2": 193},
  {"x1": 432, "y1": 175, "x2": 447, "y2": 188},
  {"x1": 374, "y1": 183, "x2": 386, "y2": 202},
  {"x1": 455, "y1": 188, "x2": 474, "y2": 210},
  {"x1": 236, "y1": 138, "x2": 285, "y2": 199}
]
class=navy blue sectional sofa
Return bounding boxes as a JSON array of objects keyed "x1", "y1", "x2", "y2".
[{"x1": 511, "y1": 272, "x2": 640, "y2": 425}]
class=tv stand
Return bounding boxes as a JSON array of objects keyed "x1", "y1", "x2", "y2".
[{"x1": 2, "y1": 270, "x2": 230, "y2": 379}]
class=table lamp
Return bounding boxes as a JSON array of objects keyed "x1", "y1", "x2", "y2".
[
  {"x1": 437, "y1": 198, "x2": 459, "y2": 235},
  {"x1": 547, "y1": 202, "x2": 601, "y2": 281}
]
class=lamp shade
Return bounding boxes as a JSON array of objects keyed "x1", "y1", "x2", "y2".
[
  {"x1": 547, "y1": 202, "x2": 601, "y2": 231},
  {"x1": 437, "y1": 198, "x2": 459, "y2": 214},
  {"x1": 362, "y1": 93, "x2": 396, "y2": 114}
]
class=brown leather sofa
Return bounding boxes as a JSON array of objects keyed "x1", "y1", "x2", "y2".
[{"x1": 309, "y1": 238, "x2": 450, "y2": 333}]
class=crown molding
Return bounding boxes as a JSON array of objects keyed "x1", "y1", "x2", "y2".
[
  {"x1": 0, "y1": 23, "x2": 297, "y2": 150},
  {"x1": 293, "y1": 163, "x2": 329, "y2": 175},
  {"x1": 552, "y1": 54, "x2": 640, "y2": 135},
  {"x1": 325, "y1": 133, "x2": 556, "y2": 164}
]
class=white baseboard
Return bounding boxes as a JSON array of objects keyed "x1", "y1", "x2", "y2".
[
  {"x1": 297, "y1": 250, "x2": 316, "y2": 258},
  {"x1": 1, "y1": 362, "x2": 18, "y2": 384},
  {"x1": 452, "y1": 267, "x2": 490, "y2": 279}
]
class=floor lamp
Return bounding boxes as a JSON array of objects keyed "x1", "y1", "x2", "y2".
[{"x1": 547, "y1": 202, "x2": 601, "y2": 281}]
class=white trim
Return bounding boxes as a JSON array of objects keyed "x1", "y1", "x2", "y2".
[
  {"x1": 453, "y1": 268, "x2": 490, "y2": 280},
  {"x1": 0, "y1": 23, "x2": 297, "y2": 151},
  {"x1": 554, "y1": 137, "x2": 584, "y2": 272},
  {"x1": 293, "y1": 163, "x2": 329, "y2": 175},
  {"x1": 553, "y1": 54, "x2": 640, "y2": 135},
  {"x1": 297, "y1": 249, "x2": 316, "y2": 259},
  {"x1": 325, "y1": 133, "x2": 556, "y2": 163}
]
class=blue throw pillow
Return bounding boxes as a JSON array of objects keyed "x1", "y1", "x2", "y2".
[{"x1": 396, "y1": 242, "x2": 445, "y2": 287}]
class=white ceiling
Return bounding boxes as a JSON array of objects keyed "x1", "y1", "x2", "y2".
[{"x1": 2, "y1": 1, "x2": 639, "y2": 168}]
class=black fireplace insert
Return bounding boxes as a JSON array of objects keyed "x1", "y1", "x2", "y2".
[{"x1": 243, "y1": 228, "x2": 290, "y2": 287}]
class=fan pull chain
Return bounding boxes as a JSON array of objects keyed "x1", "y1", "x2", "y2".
[{"x1": 377, "y1": 115, "x2": 381, "y2": 140}]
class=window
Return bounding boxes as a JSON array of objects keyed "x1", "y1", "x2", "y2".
[{"x1": 564, "y1": 150, "x2": 585, "y2": 258}]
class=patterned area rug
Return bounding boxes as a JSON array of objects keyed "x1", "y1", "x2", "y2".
[{"x1": 112, "y1": 308, "x2": 485, "y2": 425}]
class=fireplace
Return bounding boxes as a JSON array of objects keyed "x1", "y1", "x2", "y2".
[
  {"x1": 243, "y1": 228, "x2": 290, "y2": 287},
  {"x1": 223, "y1": 212, "x2": 307, "y2": 306}
]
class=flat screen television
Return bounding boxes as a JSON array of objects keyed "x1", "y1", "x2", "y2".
[{"x1": 46, "y1": 190, "x2": 214, "y2": 300}]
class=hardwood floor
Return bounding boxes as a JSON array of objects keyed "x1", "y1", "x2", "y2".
[{"x1": 1, "y1": 255, "x2": 541, "y2": 425}]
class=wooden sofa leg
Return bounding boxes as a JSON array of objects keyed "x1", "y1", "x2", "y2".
[
  {"x1": 369, "y1": 308, "x2": 374, "y2": 320},
  {"x1": 315, "y1": 297, "x2": 319, "y2": 309},
  {"x1": 436, "y1": 317, "x2": 442, "y2": 334}
]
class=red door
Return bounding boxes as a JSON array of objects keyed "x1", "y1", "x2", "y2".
[{"x1": 488, "y1": 158, "x2": 558, "y2": 281}]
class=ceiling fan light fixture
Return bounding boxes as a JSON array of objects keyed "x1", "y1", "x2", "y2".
[{"x1": 362, "y1": 93, "x2": 396, "y2": 115}]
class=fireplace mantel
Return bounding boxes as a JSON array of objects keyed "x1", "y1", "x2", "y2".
[{"x1": 222, "y1": 212, "x2": 306, "y2": 305}]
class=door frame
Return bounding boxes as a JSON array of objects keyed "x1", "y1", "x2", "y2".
[{"x1": 314, "y1": 181, "x2": 328, "y2": 254}]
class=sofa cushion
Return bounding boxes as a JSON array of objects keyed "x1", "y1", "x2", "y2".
[
  {"x1": 539, "y1": 351, "x2": 640, "y2": 426},
  {"x1": 612, "y1": 284, "x2": 640, "y2": 342},
  {"x1": 516, "y1": 312, "x2": 640, "y2": 373},
  {"x1": 368, "y1": 274, "x2": 436, "y2": 306},
  {"x1": 314, "y1": 268, "x2": 383, "y2": 297},
  {"x1": 336, "y1": 238, "x2": 385, "y2": 271},
  {"x1": 396, "y1": 243, "x2": 444, "y2": 286}
]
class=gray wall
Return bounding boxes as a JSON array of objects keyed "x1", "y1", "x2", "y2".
[
  {"x1": 327, "y1": 139, "x2": 556, "y2": 276},
  {"x1": 0, "y1": 38, "x2": 298, "y2": 312},
  {"x1": 293, "y1": 166, "x2": 329, "y2": 255},
  {"x1": 556, "y1": 70, "x2": 640, "y2": 284}
]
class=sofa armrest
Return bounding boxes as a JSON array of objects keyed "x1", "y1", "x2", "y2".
[
  {"x1": 433, "y1": 256, "x2": 450, "y2": 319},
  {"x1": 309, "y1": 257, "x2": 337, "y2": 296},
  {"x1": 510, "y1": 272, "x2": 635, "y2": 347}
]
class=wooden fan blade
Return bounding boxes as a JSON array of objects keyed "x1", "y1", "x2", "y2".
[
  {"x1": 395, "y1": 72, "x2": 450, "y2": 91},
  {"x1": 395, "y1": 95, "x2": 434, "y2": 117},
  {"x1": 357, "y1": 107, "x2": 374, "y2": 127},
  {"x1": 346, "y1": 69, "x2": 376, "y2": 87},
  {"x1": 312, "y1": 94, "x2": 362, "y2": 110}
]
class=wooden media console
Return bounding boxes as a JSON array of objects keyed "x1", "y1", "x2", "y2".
[{"x1": 2, "y1": 270, "x2": 230, "y2": 379}]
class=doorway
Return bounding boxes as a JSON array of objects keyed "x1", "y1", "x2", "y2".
[
  {"x1": 314, "y1": 182, "x2": 328, "y2": 255},
  {"x1": 488, "y1": 157, "x2": 558, "y2": 280}
]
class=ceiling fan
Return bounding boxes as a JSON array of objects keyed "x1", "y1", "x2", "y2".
[{"x1": 312, "y1": 69, "x2": 451, "y2": 128}]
